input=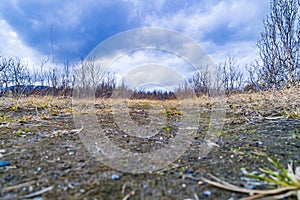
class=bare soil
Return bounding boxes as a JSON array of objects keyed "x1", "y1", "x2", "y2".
[{"x1": 0, "y1": 89, "x2": 299, "y2": 200}]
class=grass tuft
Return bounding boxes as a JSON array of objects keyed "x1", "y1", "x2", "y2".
[{"x1": 199, "y1": 156, "x2": 300, "y2": 199}]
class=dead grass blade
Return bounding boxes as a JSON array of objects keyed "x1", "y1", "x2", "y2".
[
  {"x1": 20, "y1": 186, "x2": 54, "y2": 199},
  {"x1": 1, "y1": 180, "x2": 36, "y2": 193},
  {"x1": 122, "y1": 190, "x2": 135, "y2": 200},
  {"x1": 201, "y1": 175, "x2": 298, "y2": 196}
]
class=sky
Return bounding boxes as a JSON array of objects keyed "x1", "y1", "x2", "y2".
[{"x1": 0, "y1": 0, "x2": 270, "y2": 90}]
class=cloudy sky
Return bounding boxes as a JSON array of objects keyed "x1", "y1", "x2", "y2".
[{"x1": 0, "y1": 0, "x2": 269, "y2": 90}]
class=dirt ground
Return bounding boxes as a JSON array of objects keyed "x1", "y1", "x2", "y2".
[{"x1": 0, "y1": 88, "x2": 300, "y2": 200}]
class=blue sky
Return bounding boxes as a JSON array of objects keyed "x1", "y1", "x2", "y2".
[{"x1": 0, "y1": 0, "x2": 269, "y2": 89}]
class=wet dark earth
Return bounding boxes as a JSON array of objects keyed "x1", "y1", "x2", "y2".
[{"x1": 0, "y1": 93, "x2": 299, "y2": 200}]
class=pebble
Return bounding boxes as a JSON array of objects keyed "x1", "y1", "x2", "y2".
[
  {"x1": 53, "y1": 173, "x2": 59, "y2": 179},
  {"x1": 0, "y1": 160, "x2": 11, "y2": 167},
  {"x1": 79, "y1": 189, "x2": 85, "y2": 193},
  {"x1": 203, "y1": 190, "x2": 212, "y2": 197},
  {"x1": 111, "y1": 174, "x2": 120, "y2": 180},
  {"x1": 295, "y1": 142, "x2": 300, "y2": 148},
  {"x1": 228, "y1": 193, "x2": 237, "y2": 200},
  {"x1": 0, "y1": 149, "x2": 6, "y2": 153}
]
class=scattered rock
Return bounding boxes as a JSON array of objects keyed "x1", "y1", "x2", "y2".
[
  {"x1": 33, "y1": 197, "x2": 45, "y2": 200},
  {"x1": 203, "y1": 190, "x2": 212, "y2": 197},
  {"x1": 79, "y1": 189, "x2": 85, "y2": 194},
  {"x1": 111, "y1": 174, "x2": 120, "y2": 180},
  {"x1": 0, "y1": 160, "x2": 11, "y2": 167},
  {"x1": 0, "y1": 149, "x2": 7, "y2": 153}
]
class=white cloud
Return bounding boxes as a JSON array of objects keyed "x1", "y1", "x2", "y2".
[
  {"x1": 122, "y1": 64, "x2": 184, "y2": 90},
  {"x1": 145, "y1": 0, "x2": 268, "y2": 39},
  {"x1": 86, "y1": 27, "x2": 220, "y2": 90},
  {"x1": 143, "y1": 0, "x2": 269, "y2": 68},
  {"x1": 206, "y1": 40, "x2": 259, "y2": 67},
  {"x1": 102, "y1": 49, "x2": 195, "y2": 90},
  {"x1": 0, "y1": 19, "x2": 46, "y2": 69}
]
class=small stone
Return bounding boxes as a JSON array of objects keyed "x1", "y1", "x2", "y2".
[
  {"x1": 53, "y1": 173, "x2": 59, "y2": 179},
  {"x1": 203, "y1": 190, "x2": 212, "y2": 197},
  {"x1": 229, "y1": 193, "x2": 237, "y2": 200},
  {"x1": 33, "y1": 197, "x2": 45, "y2": 200},
  {"x1": 111, "y1": 174, "x2": 120, "y2": 180},
  {"x1": 0, "y1": 160, "x2": 11, "y2": 167},
  {"x1": 182, "y1": 183, "x2": 186, "y2": 188},
  {"x1": 79, "y1": 189, "x2": 85, "y2": 193},
  {"x1": 69, "y1": 152, "x2": 75, "y2": 156},
  {"x1": 295, "y1": 142, "x2": 300, "y2": 148},
  {"x1": 0, "y1": 149, "x2": 6, "y2": 153}
]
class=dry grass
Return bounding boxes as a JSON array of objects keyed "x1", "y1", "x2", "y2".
[{"x1": 196, "y1": 156, "x2": 300, "y2": 200}]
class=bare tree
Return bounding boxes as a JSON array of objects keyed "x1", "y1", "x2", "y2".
[
  {"x1": 96, "y1": 72, "x2": 116, "y2": 98},
  {"x1": 59, "y1": 61, "x2": 75, "y2": 96},
  {"x1": 51, "y1": 68, "x2": 59, "y2": 94},
  {"x1": 189, "y1": 66, "x2": 210, "y2": 96},
  {"x1": 10, "y1": 58, "x2": 29, "y2": 95},
  {"x1": 174, "y1": 79, "x2": 194, "y2": 98},
  {"x1": 0, "y1": 56, "x2": 11, "y2": 93},
  {"x1": 217, "y1": 56, "x2": 244, "y2": 94},
  {"x1": 0, "y1": 57, "x2": 30, "y2": 96},
  {"x1": 258, "y1": 0, "x2": 300, "y2": 88},
  {"x1": 74, "y1": 57, "x2": 109, "y2": 98},
  {"x1": 38, "y1": 57, "x2": 49, "y2": 86},
  {"x1": 0, "y1": 55, "x2": 6, "y2": 72}
]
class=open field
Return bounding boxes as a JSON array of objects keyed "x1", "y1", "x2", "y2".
[{"x1": 0, "y1": 88, "x2": 300, "y2": 199}]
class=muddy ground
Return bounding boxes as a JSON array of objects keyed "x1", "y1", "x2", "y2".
[{"x1": 0, "y1": 89, "x2": 300, "y2": 200}]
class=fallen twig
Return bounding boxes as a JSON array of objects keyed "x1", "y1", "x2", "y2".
[
  {"x1": 122, "y1": 190, "x2": 135, "y2": 200},
  {"x1": 1, "y1": 180, "x2": 36, "y2": 193},
  {"x1": 20, "y1": 186, "x2": 54, "y2": 199}
]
